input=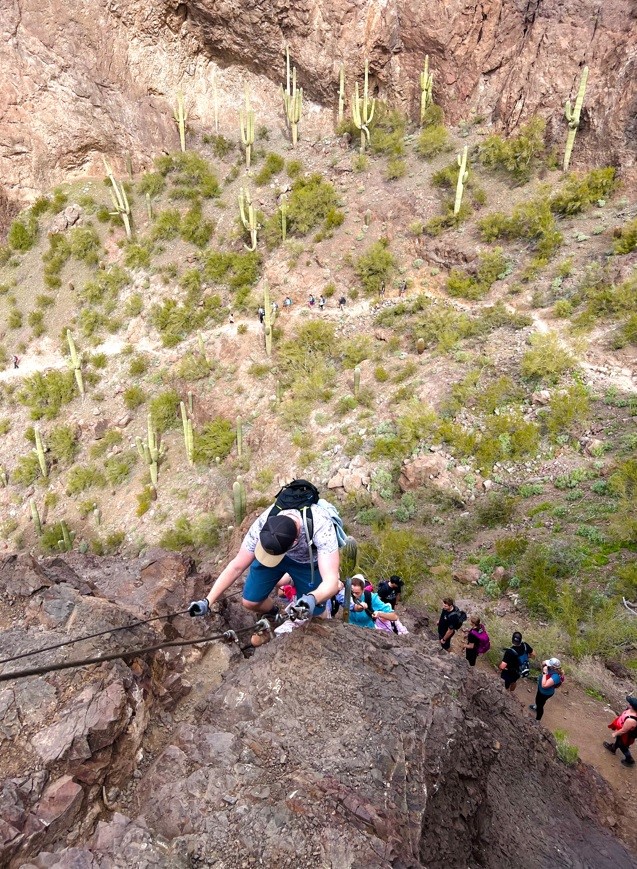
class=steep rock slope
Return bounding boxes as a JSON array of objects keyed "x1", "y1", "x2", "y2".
[{"x1": 1, "y1": 0, "x2": 635, "y2": 200}]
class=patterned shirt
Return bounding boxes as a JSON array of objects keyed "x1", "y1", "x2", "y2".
[{"x1": 242, "y1": 505, "x2": 338, "y2": 564}]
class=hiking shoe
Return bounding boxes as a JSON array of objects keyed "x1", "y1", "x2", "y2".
[
  {"x1": 529, "y1": 704, "x2": 537, "y2": 711},
  {"x1": 603, "y1": 742, "x2": 617, "y2": 754},
  {"x1": 621, "y1": 757, "x2": 635, "y2": 766}
]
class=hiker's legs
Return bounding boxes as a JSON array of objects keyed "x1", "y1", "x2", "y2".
[
  {"x1": 242, "y1": 561, "x2": 287, "y2": 612},
  {"x1": 466, "y1": 648, "x2": 478, "y2": 667},
  {"x1": 613, "y1": 738, "x2": 634, "y2": 763},
  {"x1": 535, "y1": 692, "x2": 548, "y2": 720}
]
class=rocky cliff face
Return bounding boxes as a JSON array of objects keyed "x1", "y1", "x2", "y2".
[
  {"x1": 1, "y1": 553, "x2": 634, "y2": 868},
  {"x1": 1, "y1": 0, "x2": 635, "y2": 204}
]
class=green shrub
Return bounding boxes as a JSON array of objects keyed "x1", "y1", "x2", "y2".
[
  {"x1": 194, "y1": 418, "x2": 235, "y2": 463},
  {"x1": 479, "y1": 118, "x2": 546, "y2": 184},
  {"x1": 104, "y1": 451, "x2": 137, "y2": 485},
  {"x1": 40, "y1": 521, "x2": 75, "y2": 554},
  {"x1": 8, "y1": 216, "x2": 38, "y2": 251},
  {"x1": 12, "y1": 452, "x2": 43, "y2": 486},
  {"x1": 357, "y1": 526, "x2": 437, "y2": 597},
  {"x1": 155, "y1": 152, "x2": 220, "y2": 200},
  {"x1": 446, "y1": 248, "x2": 508, "y2": 300},
  {"x1": 385, "y1": 158, "x2": 406, "y2": 181},
  {"x1": 613, "y1": 218, "x2": 637, "y2": 255},
  {"x1": 519, "y1": 483, "x2": 544, "y2": 497},
  {"x1": 416, "y1": 125, "x2": 450, "y2": 159},
  {"x1": 285, "y1": 174, "x2": 342, "y2": 236},
  {"x1": 374, "y1": 366, "x2": 389, "y2": 382},
  {"x1": 159, "y1": 514, "x2": 220, "y2": 551},
  {"x1": 124, "y1": 243, "x2": 152, "y2": 269},
  {"x1": 138, "y1": 172, "x2": 166, "y2": 198},
  {"x1": 554, "y1": 730, "x2": 579, "y2": 765},
  {"x1": 520, "y1": 332, "x2": 575, "y2": 384},
  {"x1": 255, "y1": 152, "x2": 285, "y2": 185},
  {"x1": 286, "y1": 159, "x2": 303, "y2": 178},
  {"x1": 8, "y1": 309, "x2": 23, "y2": 329},
  {"x1": 89, "y1": 429, "x2": 123, "y2": 459},
  {"x1": 478, "y1": 197, "x2": 562, "y2": 259},
  {"x1": 18, "y1": 370, "x2": 77, "y2": 420},
  {"x1": 553, "y1": 299, "x2": 573, "y2": 318},
  {"x1": 149, "y1": 389, "x2": 180, "y2": 432},
  {"x1": 0, "y1": 418, "x2": 10, "y2": 436},
  {"x1": 355, "y1": 239, "x2": 396, "y2": 296},
  {"x1": 369, "y1": 103, "x2": 406, "y2": 157},
  {"x1": 136, "y1": 486, "x2": 154, "y2": 517},
  {"x1": 48, "y1": 425, "x2": 78, "y2": 464},
  {"x1": 68, "y1": 226, "x2": 101, "y2": 263},
  {"x1": 475, "y1": 493, "x2": 517, "y2": 528},
  {"x1": 278, "y1": 320, "x2": 338, "y2": 372},
  {"x1": 204, "y1": 134, "x2": 235, "y2": 159},
  {"x1": 203, "y1": 250, "x2": 261, "y2": 293},
  {"x1": 80, "y1": 266, "x2": 130, "y2": 305},
  {"x1": 180, "y1": 205, "x2": 214, "y2": 248},
  {"x1": 28, "y1": 310, "x2": 45, "y2": 337},
  {"x1": 549, "y1": 168, "x2": 617, "y2": 216},
  {"x1": 543, "y1": 383, "x2": 589, "y2": 440},
  {"x1": 150, "y1": 208, "x2": 182, "y2": 241},
  {"x1": 176, "y1": 352, "x2": 212, "y2": 381},
  {"x1": 66, "y1": 465, "x2": 106, "y2": 495}
]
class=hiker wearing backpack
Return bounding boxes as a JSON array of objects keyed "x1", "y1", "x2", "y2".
[
  {"x1": 348, "y1": 575, "x2": 397, "y2": 630},
  {"x1": 604, "y1": 696, "x2": 637, "y2": 766},
  {"x1": 464, "y1": 615, "x2": 490, "y2": 666},
  {"x1": 189, "y1": 480, "x2": 344, "y2": 624},
  {"x1": 437, "y1": 597, "x2": 467, "y2": 651},
  {"x1": 377, "y1": 575, "x2": 403, "y2": 609},
  {"x1": 499, "y1": 631, "x2": 535, "y2": 693},
  {"x1": 530, "y1": 658, "x2": 564, "y2": 720}
]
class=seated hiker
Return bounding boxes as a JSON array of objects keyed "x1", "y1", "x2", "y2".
[
  {"x1": 348, "y1": 574, "x2": 397, "y2": 630},
  {"x1": 377, "y1": 575, "x2": 403, "y2": 609},
  {"x1": 189, "y1": 480, "x2": 340, "y2": 624}
]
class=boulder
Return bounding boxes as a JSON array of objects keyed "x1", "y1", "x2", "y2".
[
  {"x1": 452, "y1": 566, "x2": 481, "y2": 585},
  {"x1": 399, "y1": 454, "x2": 448, "y2": 492}
]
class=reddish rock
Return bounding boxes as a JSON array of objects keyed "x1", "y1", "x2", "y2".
[
  {"x1": 399, "y1": 454, "x2": 448, "y2": 491},
  {"x1": 453, "y1": 566, "x2": 481, "y2": 585},
  {"x1": 35, "y1": 776, "x2": 83, "y2": 838}
]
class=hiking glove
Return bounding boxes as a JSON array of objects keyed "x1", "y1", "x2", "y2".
[
  {"x1": 287, "y1": 593, "x2": 316, "y2": 620},
  {"x1": 188, "y1": 599, "x2": 210, "y2": 617}
]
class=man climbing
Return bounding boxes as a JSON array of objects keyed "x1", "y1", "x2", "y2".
[
  {"x1": 189, "y1": 482, "x2": 340, "y2": 625},
  {"x1": 604, "y1": 696, "x2": 637, "y2": 766}
]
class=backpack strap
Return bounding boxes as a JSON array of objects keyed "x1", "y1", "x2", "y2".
[{"x1": 363, "y1": 589, "x2": 376, "y2": 622}]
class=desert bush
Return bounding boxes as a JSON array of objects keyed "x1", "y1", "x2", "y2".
[
  {"x1": 12, "y1": 453, "x2": 43, "y2": 486},
  {"x1": 104, "y1": 451, "x2": 137, "y2": 485},
  {"x1": 27, "y1": 310, "x2": 45, "y2": 337},
  {"x1": 160, "y1": 513, "x2": 220, "y2": 551},
  {"x1": 204, "y1": 134, "x2": 235, "y2": 159},
  {"x1": 479, "y1": 118, "x2": 546, "y2": 184},
  {"x1": 554, "y1": 730, "x2": 579, "y2": 765},
  {"x1": 128, "y1": 354, "x2": 149, "y2": 377},
  {"x1": 613, "y1": 217, "x2": 637, "y2": 255},
  {"x1": 357, "y1": 526, "x2": 437, "y2": 597},
  {"x1": 194, "y1": 418, "x2": 235, "y2": 463},
  {"x1": 40, "y1": 521, "x2": 75, "y2": 553},
  {"x1": 80, "y1": 266, "x2": 130, "y2": 305},
  {"x1": 203, "y1": 250, "x2": 261, "y2": 293},
  {"x1": 446, "y1": 248, "x2": 508, "y2": 300},
  {"x1": 278, "y1": 320, "x2": 337, "y2": 372},
  {"x1": 180, "y1": 204, "x2": 214, "y2": 248},
  {"x1": 48, "y1": 425, "x2": 78, "y2": 464},
  {"x1": 66, "y1": 465, "x2": 106, "y2": 495},
  {"x1": 542, "y1": 383, "x2": 590, "y2": 440},
  {"x1": 255, "y1": 152, "x2": 285, "y2": 185},
  {"x1": 149, "y1": 389, "x2": 180, "y2": 432},
  {"x1": 385, "y1": 158, "x2": 407, "y2": 181},
  {"x1": 89, "y1": 430, "x2": 123, "y2": 458},
  {"x1": 8, "y1": 215, "x2": 38, "y2": 251},
  {"x1": 478, "y1": 197, "x2": 563, "y2": 259},
  {"x1": 355, "y1": 239, "x2": 396, "y2": 296},
  {"x1": 549, "y1": 168, "x2": 617, "y2": 216},
  {"x1": 475, "y1": 493, "x2": 517, "y2": 528},
  {"x1": 176, "y1": 353, "x2": 212, "y2": 381},
  {"x1": 285, "y1": 174, "x2": 342, "y2": 236},
  {"x1": 123, "y1": 242, "x2": 152, "y2": 269},
  {"x1": 150, "y1": 208, "x2": 181, "y2": 241},
  {"x1": 18, "y1": 370, "x2": 77, "y2": 420},
  {"x1": 123, "y1": 385, "x2": 146, "y2": 410},
  {"x1": 520, "y1": 332, "x2": 575, "y2": 384},
  {"x1": 474, "y1": 411, "x2": 540, "y2": 471},
  {"x1": 154, "y1": 152, "x2": 220, "y2": 200},
  {"x1": 416, "y1": 124, "x2": 450, "y2": 159},
  {"x1": 138, "y1": 172, "x2": 166, "y2": 198},
  {"x1": 369, "y1": 103, "x2": 406, "y2": 157},
  {"x1": 68, "y1": 226, "x2": 101, "y2": 263}
]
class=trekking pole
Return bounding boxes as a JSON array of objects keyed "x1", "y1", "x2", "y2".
[{"x1": 342, "y1": 577, "x2": 352, "y2": 624}]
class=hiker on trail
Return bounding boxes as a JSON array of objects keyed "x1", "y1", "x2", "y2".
[
  {"x1": 12, "y1": 355, "x2": 19, "y2": 369},
  {"x1": 348, "y1": 574, "x2": 397, "y2": 630},
  {"x1": 437, "y1": 597, "x2": 466, "y2": 651},
  {"x1": 338, "y1": 295, "x2": 347, "y2": 309},
  {"x1": 257, "y1": 306, "x2": 265, "y2": 324},
  {"x1": 377, "y1": 575, "x2": 403, "y2": 609},
  {"x1": 499, "y1": 631, "x2": 535, "y2": 693},
  {"x1": 464, "y1": 615, "x2": 490, "y2": 667},
  {"x1": 228, "y1": 312, "x2": 235, "y2": 324},
  {"x1": 189, "y1": 481, "x2": 341, "y2": 625},
  {"x1": 271, "y1": 301, "x2": 278, "y2": 315},
  {"x1": 379, "y1": 280, "x2": 386, "y2": 298},
  {"x1": 318, "y1": 295, "x2": 326, "y2": 311},
  {"x1": 604, "y1": 696, "x2": 637, "y2": 766},
  {"x1": 530, "y1": 658, "x2": 564, "y2": 721},
  {"x1": 308, "y1": 294, "x2": 315, "y2": 307},
  {"x1": 284, "y1": 296, "x2": 292, "y2": 312},
  {"x1": 398, "y1": 280, "x2": 407, "y2": 297}
]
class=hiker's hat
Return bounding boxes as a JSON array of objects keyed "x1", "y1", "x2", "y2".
[
  {"x1": 255, "y1": 515, "x2": 298, "y2": 567},
  {"x1": 546, "y1": 657, "x2": 561, "y2": 669},
  {"x1": 511, "y1": 631, "x2": 523, "y2": 644},
  {"x1": 627, "y1": 695, "x2": 637, "y2": 711}
]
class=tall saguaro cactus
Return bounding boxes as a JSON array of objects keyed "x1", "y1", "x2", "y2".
[
  {"x1": 173, "y1": 92, "x2": 188, "y2": 152},
  {"x1": 136, "y1": 414, "x2": 162, "y2": 488},
  {"x1": 420, "y1": 55, "x2": 434, "y2": 124},
  {"x1": 66, "y1": 330, "x2": 85, "y2": 397},
  {"x1": 34, "y1": 425, "x2": 48, "y2": 479},
  {"x1": 30, "y1": 500, "x2": 42, "y2": 535},
  {"x1": 236, "y1": 416, "x2": 243, "y2": 457},
  {"x1": 282, "y1": 48, "x2": 303, "y2": 146},
  {"x1": 338, "y1": 64, "x2": 346, "y2": 125},
  {"x1": 280, "y1": 194, "x2": 288, "y2": 241},
  {"x1": 240, "y1": 85, "x2": 255, "y2": 169},
  {"x1": 352, "y1": 60, "x2": 375, "y2": 153},
  {"x1": 454, "y1": 146, "x2": 469, "y2": 216},
  {"x1": 563, "y1": 66, "x2": 589, "y2": 172},
  {"x1": 239, "y1": 187, "x2": 258, "y2": 251},
  {"x1": 104, "y1": 159, "x2": 132, "y2": 240},
  {"x1": 180, "y1": 401, "x2": 194, "y2": 466}
]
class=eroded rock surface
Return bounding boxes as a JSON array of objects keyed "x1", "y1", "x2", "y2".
[{"x1": 1, "y1": 0, "x2": 635, "y2": 201}]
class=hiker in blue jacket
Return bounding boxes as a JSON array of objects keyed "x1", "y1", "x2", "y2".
[
  {"x1": 348, "y1": 575, "x2": 397, "y2": 629},
  {"x1": 530, "y1": 658, "x2": 564, "y2": 721}
]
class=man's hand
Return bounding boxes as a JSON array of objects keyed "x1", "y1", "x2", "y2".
[
  {"x1": 287, "y1": 593, "x2": 316, "y2": 620},
  {"x1": 188, "y1": 599, "x2": 210, "y2": 617}
]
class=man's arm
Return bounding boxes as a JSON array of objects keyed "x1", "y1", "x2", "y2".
[
  {"x1": 616, "y1": 717, "x2": 637, "y2": 737},
  {"x1": 310, "y1": 550, "x2": 340, "y2": 604},
  {"x1": 205, "y1": 547, "x2": 255, "y2": 606}
]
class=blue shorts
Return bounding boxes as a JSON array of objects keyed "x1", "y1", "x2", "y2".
[{"x1": 243, "y1": 556, "x2": 326, "y2": 614}]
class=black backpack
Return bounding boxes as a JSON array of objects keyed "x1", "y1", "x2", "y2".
[
  {"x1": 449, "y1": 606, "x2": 467, "y2": 630},
  {"x1": 268, "y1": 479, "x2": 320, "y2": 540}
]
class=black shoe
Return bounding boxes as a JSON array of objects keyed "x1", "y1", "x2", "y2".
[
  {"x1": 529, "y1": 704, "x2": 537, "y2": 711},
  {"x1": 603, "y1": 742, "x2": 617, "y2": 754},
  {"x1": 621, "y1": 757, "x2": 635, "y2": 766}
]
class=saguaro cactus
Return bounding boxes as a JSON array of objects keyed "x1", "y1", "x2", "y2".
[
  {"x1": 30, "y1": 500, "x2": 42, "y2": 535},
  {"x1": 352, "y1": 60, "x2": 375, "y2": 153},
  {"x1": 354, "y1": 365, "x2": 361, "y2": 397},
  {"x1": 233, "y1": 479, "x2": 247, "y2": 525},
  {"x1": 454, "y1": 146, "x2": 469, "y2": 216},
  {"x1": 136, "y1": 414, "x2": 162, "y2": 488},
  {"x1": 34, "y1": 425, "x2": 48, "y2": 478},
  {"x1": 104, "y1": 159, "x2": 132, "y2": 240},
  {"x1": 563, "y1": 66, "x2": 589, "y2": 172},
  {"x1": 280, "y1": 194, "x2": 288, "y2": 241},
  {"x1": 236, "y1": 416, "x2": 243, "y2": 457},
  {"x1": 239, "y1": 187, "x2": 258, "y2": 251},
  {"x1": 173, "y1": 92, "x2": 188, "y2": 152},
  {"x1": 263, "y1": 284, "x2": 274, "y2": 357},
  {"x1": 66, "y1": 330, "x2": 85, "y2": 397},
  {"x1": 282, "y1": 48, "x2": 303, "y2": 146},
  {"x1": 58, "y1": 521, "x2": 75, "y2": 552},
  {"x1": 420, "y1": 55, "x2": 434, "y2": 125},
  {"x1": 180, "y1": 401, "x2": 194, "y2": 466},
  {"x1": 240, "y1": 85, "x2": 255, "y2": 169},
  {"x1": 338, "y1": 64, "x2": 346, "y2": 125},
  {"x1": 0, "y1": 465, "x2": 7, "y2": 487}
]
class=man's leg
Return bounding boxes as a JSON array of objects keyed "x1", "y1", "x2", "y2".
[
  {"x1": 242, "y1": 560, "x2": 286, "y2": 614},
  {"x1": 284, "y1": 559, "x2": 326, "y2": 615},
  {"x1": 614, "y1": 738, "x2": 635, "y2": 764}
]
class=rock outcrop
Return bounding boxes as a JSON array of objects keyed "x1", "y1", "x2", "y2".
[
  {"x1": 1, "y1": 554, "x2": 635, "y2": 867},
  {"x1": 1, "y1": 0, "x2": 636, "y2": 202}
]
